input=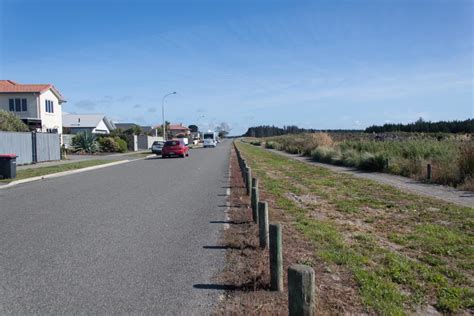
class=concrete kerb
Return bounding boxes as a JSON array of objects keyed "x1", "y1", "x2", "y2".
[{"x1": 0, "y1": 157, "x2": 147, "y2": 190}]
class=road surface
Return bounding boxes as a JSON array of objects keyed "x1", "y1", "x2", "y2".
[{"x1": 0, "y1": 141, "x2": 231, "y2": 314}]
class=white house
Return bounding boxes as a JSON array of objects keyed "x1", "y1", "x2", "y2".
[
  {"x1": 0, "y1": 80, "x2": 66, "y2": 134},
  {"x1": 62, "y1": 113, "x2": 116, "y2": 134}
]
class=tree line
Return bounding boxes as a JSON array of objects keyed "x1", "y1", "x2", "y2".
[
  {"x1": 365, "y1": 118, "x2": 474, "y2": 133},
  {"x1": 243, "y1": 125, "x2": 362, "y2": 137}
]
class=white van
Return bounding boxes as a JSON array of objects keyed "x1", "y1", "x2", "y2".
[{"x1": 203, "y1": 132, "x2": 217, "y2": 148}]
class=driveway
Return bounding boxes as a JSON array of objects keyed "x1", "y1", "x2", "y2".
[{"x1": 0, "y1": 141, "x2": 231, "y2": 314}]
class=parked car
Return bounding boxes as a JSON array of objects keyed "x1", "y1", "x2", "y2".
[
  {"x1": 151, "y1": 141, "x2": 164, "y2": 155},
  {"x1": 162, "y1": 139, "x2": 189, "y2": 158}
]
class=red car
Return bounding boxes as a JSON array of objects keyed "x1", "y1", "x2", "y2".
[{"x1": 162, "y1": 139, "x2": 189, "y2": 158}]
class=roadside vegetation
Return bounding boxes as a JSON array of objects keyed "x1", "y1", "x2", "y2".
[
  {"x1": 0, "y1": 160, "x2": 112, "y2": 183},
  {"x1": 262, "y1": 132, "x2": 474, "y2": 191},
  {"x1": 0, "y1": 110, "x2": 29, "y2": 132},
  {"x1": 71, "y1": 132, "x2": 130, "y2": 153},
  {"x1": 235, "y1": 142, "x2": 473, "y2": 314}
]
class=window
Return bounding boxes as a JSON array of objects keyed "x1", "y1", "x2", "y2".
[
  {"x1": 15, "y1": 98, "x2": 21, "y2": 111},
  {"x1": 45, "y1": 100, "x2": 54, "y2": 113},
  {"x1": 9, "y1": 98, "x2": 27, "y2": 112}
]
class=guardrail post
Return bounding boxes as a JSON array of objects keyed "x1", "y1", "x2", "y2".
[
  {"x1": 270, "y1": 223, "x2": 283, "y2": 291},
  {"x1": 251, "y1": 178, "x2": 259, "y2": 223},
  {"x1": 288, "y1": 264, "x2": 315, "y2": 316},
  {"x1": 258, "y1": 201, "x2": 269, "y2": 248},
  {"x1": 427, "y1": 163, "x2": 432, "y2": 180}
]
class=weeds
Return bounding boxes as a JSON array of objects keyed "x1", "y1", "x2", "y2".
[
  {"x1": 236, "y1": 142, "x2": 474, "y2": 314},
  {"x1": 257, "y1": 133, "x2": 473, "y2": 190}
]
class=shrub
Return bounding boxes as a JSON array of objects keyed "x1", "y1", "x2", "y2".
[
  {"x1": 115, "y1": 137, "x2": 128, "y2": 153},
  {"x1": 358, "y1": 152, "x2": 388, "y2": 171},
  {"x1": 311, "y1": 146, "x2": 339, "y2": 163},
  {"x1": 72, "y1": 132, "x2": 99, "y2": 153},
  {"x1": 341, "y1": 149, "x2": 360, "y2": 167},
  {"x1": 458, "y1": 144, "x2": 474, "y2": 181},
  {"x1": 0, "y1": 110, "x2": 29, "y2": 132},
  {"x1": 98, "y1": 137, "x2": 120, "y2": 152},
  {"x1": 250, "y1": 141, "x2": 262, "y2": 146}
]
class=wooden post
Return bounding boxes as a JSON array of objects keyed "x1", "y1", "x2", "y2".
[
  {"x1": 427, "y1": 163, "x2": 432, "y2": 180},
  {"x1": 246, "y1": 167, "x2": 252, "y2": 195},
  {"x1": 258, "y1": 201, "x2": 269, "y2": 248},
  {"x1": 252, "y1": 177, "x2": 258, "y2": 189},
  {"x1": 251, "y1": 184, "x2": 259, "y2": 223},
  {"x1": 288, "y1": 264, "x2": 315, "y2": 316},
  {"x1": 270, "y1": 224, "x2": 283, "y2": 292}
]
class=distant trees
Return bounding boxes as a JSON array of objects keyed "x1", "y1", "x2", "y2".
[
  {"x1": 365, "y1": 118, "x2": 474, "y2": 134},
  {"x1": 124, "y1": 124, "x2": 142, "y2": 135},
  {"x1": 188, "y1": 124, "x2": 199, "y2": 133},
  {"x1": 215, "y1": 122, "x2": 231, "y2": 138},
  {"x1": 0, "y1": 110, "x2": 29, "y2": 132}
]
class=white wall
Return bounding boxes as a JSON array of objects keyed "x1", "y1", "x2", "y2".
[
  {"x1": 0, "y1": 93, "x2": 39, "y2": 119},
  {"x1": 38, "y1": 89, "x2": 63, "y2": 134},
  {"x1": 92, "y1": 119, "x2": 110, "y2": 134}
]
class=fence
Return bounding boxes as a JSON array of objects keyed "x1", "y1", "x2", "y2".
[
  {"x1": 0, "y1": 131, "x2": 60, "y2": 165},
  {"x1": 233, "y1": 141, "x2": 315, "y2": 316},
  {"x1": 137, "y1": 135, "x2": 163, "y2": 150}
]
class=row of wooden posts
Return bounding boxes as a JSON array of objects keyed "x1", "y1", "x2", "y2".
[{"x1": 233, "y1": 142, "x2": 315, "y2": 316}]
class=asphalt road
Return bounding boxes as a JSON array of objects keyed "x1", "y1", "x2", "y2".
[{"x1": 0, "y1": 140, "x2": 231, "y2": 314}]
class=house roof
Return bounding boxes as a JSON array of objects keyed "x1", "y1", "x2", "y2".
[
  {"x1": 153, "y1": 123, "x2": 189, "y2": 131},
  {"x1": 0, "y1": 80, "x2": 66, "y2": 102},
  {"x1": 63, "y1": 113, "x2": 115, "y2": 131}
]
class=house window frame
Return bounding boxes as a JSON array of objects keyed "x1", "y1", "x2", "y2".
[
  {"x1": 8, "y1": 98, "x2": 27, "y2": 112},
  {"x1": 45, "y1": 100, "x2": 54, "y2": 113}
]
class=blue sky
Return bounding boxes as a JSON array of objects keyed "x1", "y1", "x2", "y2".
[{"x1": 1, "y1": 0, "x2": 472, "y2": 135}]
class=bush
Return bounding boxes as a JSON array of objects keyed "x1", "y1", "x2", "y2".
[
  {"x1": 250, "y1": 141, "x2": 262, "y2": 146},
  {"x1": 358, "y1": 152, "x2": 387, "y2": 171},
  {"x1": 115, "y1": 138, "x2": 128, "y2": 153},
  {"x1": 98, "y1": 137, "x2": 120, "y2": 152},
  {"x1": 311, "y1": 146, "x2": 339, "y2": 163},
  {"x1": 98, "y1": 136, "x2": 128, "y2": 153},
  {"x1": 459, "y1": 144, "x2": 474, "y2": 181},
  {"x1": 0, "y1": 110, "x2": 29, "y2": 132},
  {"x1": 72, "y1": 132, "x2": 99, "y2": 153},
  {"x1": 341, "y1": 149, "x2": 360, "y2": 167}
]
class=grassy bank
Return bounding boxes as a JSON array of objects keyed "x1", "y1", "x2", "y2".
[
  {"x1": 236, "y1": 141, "x2": 473, "y2": 314},
  {"x1": 0, "y1": 160, "x2": 113, "y2": 183},
  {"x1": 262, "y1": 132, "x2": 474, "y2": 190}
]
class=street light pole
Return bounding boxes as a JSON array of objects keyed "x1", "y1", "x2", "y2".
[{"x1": 162, "y1": 92, "x2": 177, "y2": 141}]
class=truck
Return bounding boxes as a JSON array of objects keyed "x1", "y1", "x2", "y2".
[{"x1": 203, "y1": 131, "x2": 217, "y2": 148}]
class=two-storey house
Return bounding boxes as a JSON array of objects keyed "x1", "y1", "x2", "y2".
[{"x1": 0, "y1": 80, "x2": 66, "y2": 134}]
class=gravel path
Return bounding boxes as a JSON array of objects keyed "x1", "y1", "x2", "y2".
[{"x1": 266, "y1": 148, "x2": 474, "y2": 208}]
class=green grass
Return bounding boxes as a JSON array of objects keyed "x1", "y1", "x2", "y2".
[
  {"x1": 0, "y1": 160, "x2": 113, "y2": 183},
  {"x1": 236, "y1": 141, "x2": 474, "y2": 314}
]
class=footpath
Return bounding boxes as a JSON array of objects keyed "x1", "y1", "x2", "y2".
[{"x1": 1, "y1": 150, "x2": 153, "y2": 189}]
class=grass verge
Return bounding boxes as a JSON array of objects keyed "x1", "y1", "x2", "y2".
[
  {"x1": 0, "y1": 160, "x2": 114, "y2": 183},
  {"x1": 236, "y1": 141, "x2": 473, "y2": 314}
]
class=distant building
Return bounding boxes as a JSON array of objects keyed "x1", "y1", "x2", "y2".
[
  {"x1": 62, "y1": 113, "x2": 116, "y2": 134},
  {"x1": 0, "y1": 80, "x2": 66, "y2": 134},
  {"x1": 153, "y1": 123, "x2": 190, "y2": 138}
]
